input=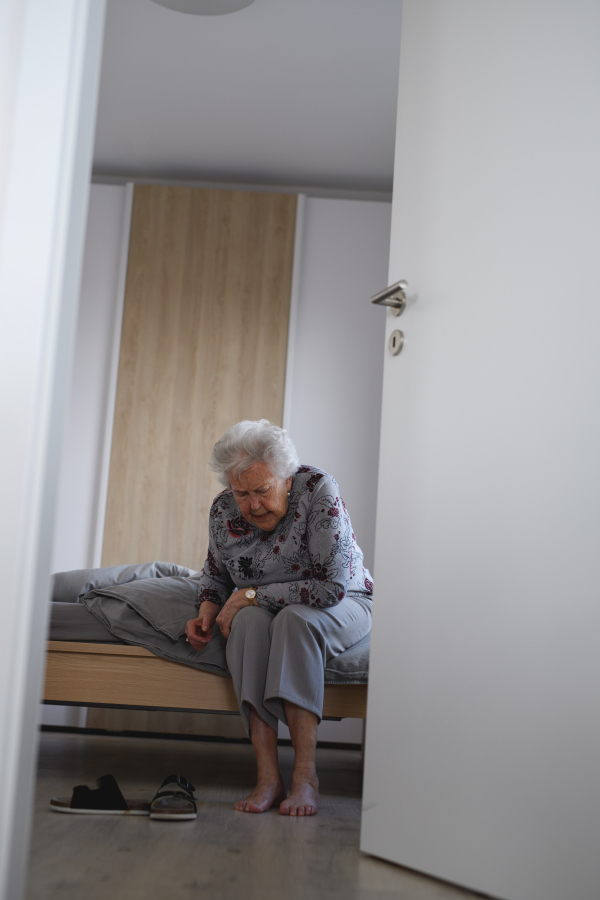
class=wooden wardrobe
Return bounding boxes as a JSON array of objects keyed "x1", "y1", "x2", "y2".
[{"x1": 87, "y1": 184, "x2": 297, "y2": 736}]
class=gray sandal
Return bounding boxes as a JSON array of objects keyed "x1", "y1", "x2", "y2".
[{"x1": 150, "y1": 774, "x2": 197, "y2": 821}]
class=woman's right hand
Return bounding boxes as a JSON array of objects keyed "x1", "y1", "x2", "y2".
[{"x1": 185, "y1": 600, "x2": 220, "y2": 650}]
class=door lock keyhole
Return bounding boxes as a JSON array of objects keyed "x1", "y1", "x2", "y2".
[{"x1": 388, "y1": 330, "x2": 404, "y2": 356}]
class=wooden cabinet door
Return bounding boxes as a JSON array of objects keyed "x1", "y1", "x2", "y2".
[{"x1": 101, "y1": 184, "x2": 297, "y2": 570}]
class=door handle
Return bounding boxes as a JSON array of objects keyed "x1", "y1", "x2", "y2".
[{"x1": 370, "y1": 280, "x2": 408, "y2": 317}]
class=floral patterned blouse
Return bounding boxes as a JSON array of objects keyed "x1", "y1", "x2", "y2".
[{"x1": 193, "y1": 465, "x2": 374, "y2": 613}]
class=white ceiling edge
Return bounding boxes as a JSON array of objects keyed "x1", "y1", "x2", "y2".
[
  {"x1": 94, "y1": 1, "x2": 401, "y2": 193},
  {"x1": 91, "y1": 173, "x2": 393, "y2": 204}
]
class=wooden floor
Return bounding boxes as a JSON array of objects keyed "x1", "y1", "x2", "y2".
[{"x1": 27, "y1": 732, "x2": 485, "y2": 900}]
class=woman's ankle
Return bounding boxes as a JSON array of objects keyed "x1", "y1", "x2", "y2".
[{"x1": 291, "y1": 763, "x2": 318, "y2": 784}]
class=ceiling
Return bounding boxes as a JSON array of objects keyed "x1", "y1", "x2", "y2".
[{"x1": 93, "y1": 0, "x2": 402, "y2": 193}]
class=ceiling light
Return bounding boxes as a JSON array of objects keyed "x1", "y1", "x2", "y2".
[{"x1": 151, "y1": 0, "x2": 256, "y2": 14}]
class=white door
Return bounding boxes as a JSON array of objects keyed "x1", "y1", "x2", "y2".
[{"x1": 361, "y1": 3, "x2": 600, "y2": 900}]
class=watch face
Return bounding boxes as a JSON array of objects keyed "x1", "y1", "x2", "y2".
[{"x1": 245, "y1": 589, "x2": 256, "y2": 599}]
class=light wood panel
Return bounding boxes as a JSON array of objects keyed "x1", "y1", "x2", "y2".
[
  {"x1": 44, "y1": 642, "x2": 368, "y2": 719},
  {"x1": 101, "y1": 184, "x2": 297, "y2": 569},
  {"x1": 45, "y1": 641, "x2": 239, "y2": 711}
]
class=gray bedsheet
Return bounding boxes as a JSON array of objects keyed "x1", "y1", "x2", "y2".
[{"x1": 49, "y1": 566, "x2": 369, "y2": 685}]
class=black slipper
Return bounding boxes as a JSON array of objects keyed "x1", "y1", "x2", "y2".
[
  {"x1": 150, "y1": 774, "x2": 197, "y2": 820},
  {"x1": 50, "y1": 774, "x2": 150, "y2": 816}
]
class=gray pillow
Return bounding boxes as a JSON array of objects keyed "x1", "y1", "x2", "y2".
[{"x1": 52, "y1": 561, "x2": 199, "y2": 604}]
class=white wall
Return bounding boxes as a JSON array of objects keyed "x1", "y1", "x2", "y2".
[
  {"x1": 281, "y1": 196, "x2": 391, "y2": 743},
  {"x1": 51, "y1": 183, "x2": 130, "y2": 573},
  {"x1": 286, "y1": 197, "x2": 391, "y2": 573}
]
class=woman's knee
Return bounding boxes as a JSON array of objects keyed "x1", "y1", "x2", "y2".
[
  {"x1": 270, "y1": 603, "x2": 313, "y2": 637},
  {"x1": 230, "y1": 605, "x2": 273, "y2": 637}
]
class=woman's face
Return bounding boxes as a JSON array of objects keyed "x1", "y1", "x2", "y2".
[{"x1": 229, "y1": 460, "x2": 292, "y2": 531}]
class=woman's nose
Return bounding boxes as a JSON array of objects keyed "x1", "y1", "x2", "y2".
[{"x1": 250, "y1": 496, "x2": 262, "y2": 510}]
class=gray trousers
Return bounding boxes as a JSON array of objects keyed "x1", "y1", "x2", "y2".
[{"x1": 226, "y1": 594, "x2": 372, "y2": 735}]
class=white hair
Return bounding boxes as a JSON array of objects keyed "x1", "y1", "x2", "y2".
[{"x1": 210, "y1": 419, "x2": 300, "y2": 488}]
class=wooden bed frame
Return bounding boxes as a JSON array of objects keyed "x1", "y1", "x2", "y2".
[{"x1": 44, "y1": 641, "x2": 368, "y2": 720}]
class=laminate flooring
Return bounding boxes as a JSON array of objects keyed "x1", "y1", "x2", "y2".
[{"x1": 27, "y1": 732, "x2": 487, "y2": 900}]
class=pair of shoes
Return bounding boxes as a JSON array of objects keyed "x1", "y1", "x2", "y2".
[{"x1": 49, "y1": 773, "x2": 197, "y2": 820}]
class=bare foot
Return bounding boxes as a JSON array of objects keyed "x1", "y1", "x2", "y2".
[
  {"x1": 279, "y1": 774, "x2": 320, "y2": 817},
  {"x1": 234, "y1": 778, "x2": 286, "y2": 813}
]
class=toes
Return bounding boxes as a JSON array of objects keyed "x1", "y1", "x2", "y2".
[
  {"x1": 279, "y1": 797, "x2": 318, "y2": 817},
  {"x1": 234, "y1": 800, "x2": 260, "y2": 813}
]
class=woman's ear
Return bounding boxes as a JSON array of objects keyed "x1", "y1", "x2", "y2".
[{"x1": 285, "y1": 475, "x2": 292, "y2": 491}]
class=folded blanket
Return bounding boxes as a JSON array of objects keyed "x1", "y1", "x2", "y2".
[
  {"x1": 82, "y1": 576, "x2": 229, "y2": 677},
  {"x1": 52, "y1": 561, "x2": 198, "y2": 604}
]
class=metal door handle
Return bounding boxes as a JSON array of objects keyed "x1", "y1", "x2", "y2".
[{"x1": 370, "y1": 280, "x2": 408, "y2": 316}]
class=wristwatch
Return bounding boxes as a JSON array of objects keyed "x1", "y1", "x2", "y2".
[{"x1": 245, "y1": 588, "x2": 257, "y2": 605}]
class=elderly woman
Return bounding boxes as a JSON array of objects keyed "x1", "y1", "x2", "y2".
[{"x1": 185, "y1": 420, "x2": 373, "y2": 817}]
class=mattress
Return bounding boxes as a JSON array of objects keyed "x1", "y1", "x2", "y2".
[
  {"x1": 49, "y1": 601, "x2": 124, "y2": 643},
  {"x1": 47, "y1": 602, "x2": 369, "y2": 684}
]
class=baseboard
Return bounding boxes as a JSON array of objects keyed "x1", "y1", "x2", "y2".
[{"x1": 39, "y1": 724, "x2": 361, "y2": 752}]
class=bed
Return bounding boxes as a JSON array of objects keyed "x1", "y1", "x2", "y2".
[{"x1": 43, "y1": 576, "x2": 369, "y2": 721}]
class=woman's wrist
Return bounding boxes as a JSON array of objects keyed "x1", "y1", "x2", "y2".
[{"x1": 199, "y1": 599, "x2": 220, "y2": 617}]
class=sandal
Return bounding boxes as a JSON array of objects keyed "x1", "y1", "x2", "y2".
[
  {"x1": 50, "y1": 774, "x2": 150, "y2": 816},
  {"x1": 150, "y1": 774, "x2": 197, "y2": 820}
]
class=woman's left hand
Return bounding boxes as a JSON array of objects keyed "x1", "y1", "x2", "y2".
[{"x1": 216, "y1": 589, "x2": 253, "y2": 638}]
